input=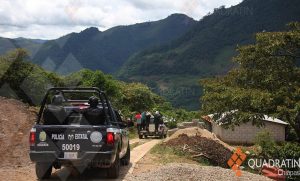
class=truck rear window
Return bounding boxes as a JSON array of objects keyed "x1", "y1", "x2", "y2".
[{"x1": 41, "y1": 92, "x2": 107, "y2": 125}]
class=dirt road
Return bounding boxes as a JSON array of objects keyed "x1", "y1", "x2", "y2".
[
  {"x1": 0, "y1": 97, "x2": 36, "y2": 168},
  {"x1": 0, "y1": 97, "x2": 162, "y2": 180},
  {"x1": 0, "y1": 138, "x2": 161, "y2": 181},
  {"x1": 0, "y1": 97, "x2": 270, "y2": 181},
  {"x1": 126, "y1": 139, "x2": 161, "y2": 175},
  {"x1": 129, "y1": 138, "x2": 139, "y2": 145}
]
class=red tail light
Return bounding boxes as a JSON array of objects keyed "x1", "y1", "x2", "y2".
[
  {"x1": 29, "y1": 128, "x2": 36, "y2": 146},
  {"x1": 106, "y1": 132, "x2": 114, "y2": 145}
]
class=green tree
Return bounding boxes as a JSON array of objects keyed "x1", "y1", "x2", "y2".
[
  {"x1": 120, "y1": 82, "x2": 161, "y2": 113},
  {"x1": 0, "y1": 49, "x2": 63, "y2": 105},
  {"x1": 64, "y1": 70, "x2": 164, "y2": 117},
  {"x1": 200, "y1": 23, "x2": 300, "y2": 141},
  {"x1": 64, "y1": 69, "x2": 121, "y2": 96}
]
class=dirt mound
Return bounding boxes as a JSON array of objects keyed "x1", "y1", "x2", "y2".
[
  {"x1": 165, "y1": 127, "x2": 234, "y2": 151},
  {"x1": 164, "y1": 127, "x2": 234, "y2": 167},
  {"x1": 165, "y1": 127, "x2": 215, "y2": 140},
  {"x1": 0, "y1": 97, "x2": 37, "y2": 167}
]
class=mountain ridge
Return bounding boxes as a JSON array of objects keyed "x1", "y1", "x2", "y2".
[
  {"x1": 31, "y1": 14, "x2": 196, "y2": 74},
  {"x1": 117, "y1": 0, "x2": 300, "y2": 110},
  {"x1": 0, "y1": 13, "x2": 196, "y2": 74}
]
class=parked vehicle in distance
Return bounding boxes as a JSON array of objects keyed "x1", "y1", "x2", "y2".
[
  {"x1": 29, "y1": 87, "x2": 131, "y2": 179},
  {"x1": 139, "y1": 118, "x2": 168, "y2": 139}
]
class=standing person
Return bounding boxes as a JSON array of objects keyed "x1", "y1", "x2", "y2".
[
  {"x1": 141, "y1": 111, "x2": 146, "y2": 130},
  {"x1": 43, "y1": 95, "x2": 67, "y2": 125},
  {"x1": 127, "y1": 118, "x2": 134, "y2": 127},
  {"x1": 135, "y1": 112, "x2": 142, "y2": 133},
  {"x1": 154, "y1": 111, "x2": 162, "y2": 134},
  {"x1": 82, "y1": 96, "x2": 105, "y2": 125},
  {"x1": 145, "y1": 111, "x2": 151, "y2": 132}
]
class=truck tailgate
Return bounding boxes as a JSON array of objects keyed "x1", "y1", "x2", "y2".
[{"x1": 33, "y1": 125, "x2": 108, "y2": 155}]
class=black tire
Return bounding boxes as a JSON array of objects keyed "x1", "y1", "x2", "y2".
[
  {"x1": 139, "y1": 135, "x2": 143, "y2": 139},
  {"x1": 107, "y1": 153, "x2": 120, "y2": 179},
  {"x1": 36, "y1": 162, "x2": 52, "y2": 180},
  {"x1": 121, "y1": 144, "x2": 130, "y2": 166}
]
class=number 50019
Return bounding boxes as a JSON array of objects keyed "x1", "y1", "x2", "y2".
[{"x1": 62, "y1": 144, "x2": 80, "y2": 151}]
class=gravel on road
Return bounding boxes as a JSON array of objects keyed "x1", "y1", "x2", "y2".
[{"x1": 126, "y1": 163, "x2": 271, "y2": 181}]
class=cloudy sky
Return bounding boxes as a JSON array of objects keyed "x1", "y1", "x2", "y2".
[{"x1": 0, "y1": 0, "x2": 242, "y2": 40}]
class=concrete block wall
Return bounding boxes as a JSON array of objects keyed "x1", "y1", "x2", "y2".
[{"x1": 212, "y1": 121, "x2": 286, "y2": 144}]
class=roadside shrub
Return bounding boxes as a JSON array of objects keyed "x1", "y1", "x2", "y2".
[
  {"x1": 277, "y1": 142, "x2": 300, "y2": 160},
  {"x1": 285, "y1": 125, "x2": 299, "y2": 142},
  {"x1": 255, "y1": 131, "x2": 300, "y2": 180},
  {"x1": 278, "y1": 142, "x2": 300, "y2": 181},
  {"x1": 254, "y1": 130, "x2": 277, "y2": 158},
  {"x1": 166, "y1": 119, "x2": 178, "y2": 129}
]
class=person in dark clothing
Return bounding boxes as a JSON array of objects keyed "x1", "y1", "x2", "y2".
[
  {"x1": 141, "y1": 111, "x2": 146, "y2": 130},
  {"x1": 154, "y1": 111, "x2": 162, "y2": 133},
  {"x1": 82, "y1": 96, "x2": 106, "y2": 125},
  {"x1": 127, "y1": 118, "x2": 134, "y2": 127},
  {"x1": 43, "y1": 95, "x2": 67, "y2": 125},
  {"x1": 145, "y1": 111, "x2": 151, "y2": 132}
]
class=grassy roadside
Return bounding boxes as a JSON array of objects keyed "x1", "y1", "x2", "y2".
[
  {"x1": 150, "y1": 143, "x2": 212, "y2": 166},
  {"x1": 130, "y1": 142, "x2": 140, "y2": 149},
  {"x1": 129, "y1": 127, "x2": 138, "y2": 139}
]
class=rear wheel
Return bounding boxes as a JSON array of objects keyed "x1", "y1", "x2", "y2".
[
  {"x1": 36, "y1": 162, "x2": 52, "y2": 180},
  {"x1": 139, "y1": 135, "x2": 143, "y2": 139},
  {"x1": 107, "y1": 153, "x2": 120, "y2": 179},
  {"x1": 121, "y1": 144, "x2": 130, "y2": 166}
]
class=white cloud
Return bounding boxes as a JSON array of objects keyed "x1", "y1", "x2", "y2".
[{"x1": 0, "y1": 0, "x2": 242, "y2": 39}]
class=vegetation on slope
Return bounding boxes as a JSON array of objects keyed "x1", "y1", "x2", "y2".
[
  {"x1": 200, "y1": 22, "x2": 300, "y2": 141},
  {"x1": 118, "y1": 0, "x2": 300, "y2": 110},
  {"x1": 30, "y1": 14, "x2": 196, "y2": 74},
  {"x1": 0, "y1": 49, "x2": 197, "y2": 121}
]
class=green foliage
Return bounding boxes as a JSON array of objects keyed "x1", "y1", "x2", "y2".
[
  {"x1": 88, "y1": 72, "x2": 197, "y2": 121},
  {"x1": 166, "y1": 120, "x2": 177, "y2": 129},
  {"x1": 64, "y1": 69, "x2": 121, "y2": 99},
  {"x1": 154, "y1": 100, "x2": 199, "y2": 128},
  {"x1": 0, "y1": 49, "x2": 198, "y2": 122},
  {"x1": 254, "y1": 130, "x2": 277, "y2": 158},
  {"x1": 64, "y1": 70, "x2": 167, "y2": 118},
  {"x1": 0, "y1": 49, "x2": 63, "y2": 105},
  {"x1": 255, "y1": 132, "x2": 300, "y2": 162},
  {"x1": 118, "y1": 0, "x2": 300, "y2": 110},
  {"x1": 151, "y1": 144, "x2": 212, "y2": 166},
  {"x1": 119, "y1": 82, "x2": 161, "y2": 113},
  {"x1": 128, "y1": 127, "x2": 138, "y2": 140},
  {"x1": 276, "y1": 143, "x2": 300, "y2": 180},
  {"x1": 201, "y1": 23, "x2": 300, "y2": 140},
  {"x1": 254, "y1": 131, "x2": 300, "y2": 180}
]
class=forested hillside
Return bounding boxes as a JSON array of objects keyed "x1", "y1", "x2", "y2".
[
  {"x1": 118, "y1": 0, "x2": 300, "y2": 110},
  {"x1": 0, "y1": 37, "x2": 45, "y2": 56},
  {"x1": 28, "y1": 14, "x2": 196, "y2": 74},
  {"x1": 0, "y1": 49, "x2": 196, "y2": 121}
]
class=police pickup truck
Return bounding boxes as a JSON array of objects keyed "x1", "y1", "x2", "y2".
[{"x1": 29, "y1": 87, "x2": 130, "y2": 179}]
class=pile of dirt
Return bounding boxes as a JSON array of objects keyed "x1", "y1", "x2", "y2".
[
  {"x1": 164, "y1": 127, "x2": 234, "y2": 167},
  {"x1": 0, "y1": 97, "x2": 37, "y2": 167},
  {"x1": 165, "y1": 127, "x2": 234, "y2": 150}
]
